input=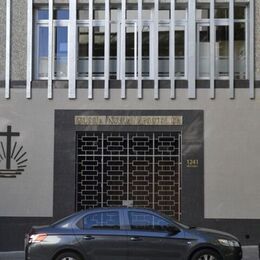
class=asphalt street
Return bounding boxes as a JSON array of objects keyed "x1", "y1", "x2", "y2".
[{"x1": 0, "y1": 246, "x2": 258, "y2": 260}]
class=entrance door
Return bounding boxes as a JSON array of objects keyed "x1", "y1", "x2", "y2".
[{"x1": 76, "y1": 131, "x2": 182, "y2": 219}]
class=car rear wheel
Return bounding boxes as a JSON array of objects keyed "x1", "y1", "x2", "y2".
[
  {"x1": 191, "y1": 249, "x2": 222, "y2": 260},
  {"x1": 55, "y1": 251, "x2": 82, "y2": 260}
]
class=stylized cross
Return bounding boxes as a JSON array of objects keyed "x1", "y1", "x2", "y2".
[{"x1": 0, "y1": 126, "x2": 20, "y2": 170}]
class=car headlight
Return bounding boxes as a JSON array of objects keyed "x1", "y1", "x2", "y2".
[{"x1": 218, "y1": 239, "x2": 240, "y2": 247}]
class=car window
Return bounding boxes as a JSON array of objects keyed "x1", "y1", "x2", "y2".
[
  {"x1": 83, "y1": 211, "x2": 120, "y2": 230},
  {"x1": 128, "y1": 211, "x2": 171, "y2": 232}
]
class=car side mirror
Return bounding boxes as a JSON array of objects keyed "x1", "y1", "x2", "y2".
[{"x1": 166, "y1": 226, "x2": 180, "y2": 236}]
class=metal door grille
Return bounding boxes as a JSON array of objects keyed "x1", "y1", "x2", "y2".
[{"x1": 76, "y1": 131, "x2": 182, "y2": 219}]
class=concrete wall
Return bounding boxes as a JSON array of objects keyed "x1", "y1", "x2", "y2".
[{"x1": 0, "y1": 88, "x2": 260, "y2": 219}]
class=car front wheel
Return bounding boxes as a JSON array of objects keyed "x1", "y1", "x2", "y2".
[
  {"x1": 55, "y1": 251, "x2": 82, "y2": 260},
  {"x1": 191, "y1": 249, "x2": 222, "y2": 260}
]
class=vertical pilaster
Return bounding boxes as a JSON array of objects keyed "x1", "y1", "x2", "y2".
[
  {"x1": 68, "y1": 0, "x2": 77, "y2": 99},
  {"x1": 229, "y1": 0, "x2": 234, "y2": 99},
  {"x1": 88, "y1": 0, "x2": 93, "y2": 99},
  {"x1": 26, "y1": 0, "x2": 33, "y2": 99},
  {"x1": 5, "y1": 0, "x2": 11, "y2": 99},
  {"x1": 121, "y1": 0, "x2": 126, "y2": 99},
  {"x1": 210, "y1": 0, "x2": 215, "y2": 99},
  {"x1": 48, "y1": 0, "x2": 54, "y2": 99},
  {"x1": 137, "y1": 0, "x2": 142, "y2": 98},
  {"x1": 154, "y1": 0, "x2": 159, "y2": 99},
  {"x1": 104, "y1": 0, "x2": 110, "y2": 99},
  {"x1": 188, "y1": 0, "x2": 196, "y2": 99},
  {"x1": 249, "y1": 0, "x2": 255, "y2": 99},
  {"x1": 170, "y1": 0, "x2": 175, "y2": 99}
]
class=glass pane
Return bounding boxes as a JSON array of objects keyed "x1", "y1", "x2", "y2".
[
  {"x1": 198, "y1": 26, "x2": 210, "y2": 78},
  {"x1": 78, "y1": 27, "x2": 89, "y2": 78},
  {"x1": 83, "y1": 212, "x2": 120, "y2": 230},
  {"x1": 126, "y1": 26, "x2": 136, "y2": 77},
  {"x1": 93, "y1": 27, "x2": 105, "y2": 77},
  {"x1": 128, "y1": 211, "x2": 170, "y2": 232},
  {"x1": 110, "y1": 23, "x2": 117, "y2": 79},
  {"x1": 159, "y1": 2, "x2": 170, "y2": 20},
  {"x1": 55, "y1": 27, "x2": 68, "y2": 78},
  {"x1": 77, "y1": 9, "x2": 89, "y2": 20},
  {"x1": 38, "y1": 27, "x2": 48, "y2": 78},
  {"x1": 54, "y1": 9, "x2": 69, "y2": 20},
  {"x1": 235, "y1": 6, "x2": 245, "y2": 19},
  {"x1": 215, "y1": 26, "x2": 229, "y2": 77},
  {"x1": 175, "y1": 9, "x2": 186, "y2": 20},
  {"x1": 196, "y1": 6, "x2": 210, "y2": 19},
  {"x1": 159, "y1": 27, "x2": 169, "y2": 77},
  {"x1": 234, "y1": 23, "x2": 246, "y2": 79},
  {"x1": 94, "y1": 9, "x2": 105, "y2": 20},
  {"x1": 142, "y1": 25, "x2": 150, "y2": 77},
  {"x1": 215, "y1": 6, "x2": 229, "y2": 19},
  {"x1": 37, "y1": 9, "x2": 48, "y2": 20},
  {"x1": 175, "y1": 28, "x2": 185, "y2": 77}
]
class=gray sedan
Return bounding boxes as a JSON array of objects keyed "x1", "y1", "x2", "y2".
[{"x1": 25, "y1": 207, "x2": 242, "y2": 260}]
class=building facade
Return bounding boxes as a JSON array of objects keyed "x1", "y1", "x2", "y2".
[{"x1": 0, "y1": 0, "x2": 260, "y2": 250}]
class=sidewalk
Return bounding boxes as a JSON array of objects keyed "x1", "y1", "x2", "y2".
[{"x1": 0, "y1": 246, "x2": 258, "y2": 260}]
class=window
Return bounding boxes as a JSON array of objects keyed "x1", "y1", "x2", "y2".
[
  {"x1": 34, "y1": 9, "x2": 49, "y2": 79},
  {"x1": 128, "y1": 211, "x2": 171, "y2": 232},
  {"x1": 83, "y1": 211, "x2": 120, "y2": 230}
]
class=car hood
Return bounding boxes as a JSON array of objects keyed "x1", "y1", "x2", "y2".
[{"x1": 190, "y1": 227, "x2": 239, "y2": 240}]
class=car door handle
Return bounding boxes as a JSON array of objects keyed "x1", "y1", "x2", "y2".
[
  {"x1": 84, "y1": 235, "x2": 95, "y2": 240},
  {"x1": 130, "y1": 237, "x2": 142, "y2": 241}
]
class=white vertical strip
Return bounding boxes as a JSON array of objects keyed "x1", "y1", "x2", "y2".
[
  {"x1": 121, "y1": 0, "x2": 126, "y2": 98},
  {"x1": 137, "y1": 0, "x2": 142, "y2": 98},
  {"x1": 210, "y1": 0, "x2": 215, "y2": 99},
  {"x1": 154, "y1": 0, "x2": 159, "y2": 99},
  {"x1": 210, "y1": 0, "x2": 216, "y2": 99},
  {"x1": 188, "y1": 0, "x2": 196, "y2": 99},
  {"x1": 170, "y1": 0, "x2": 175, "y2": 99},
  {"x1": 88, "y1": 0, "x2": 93, "y2": 99},
  {"x1": 5, "y1": 0, "x2": 11, "y2": 99},
  {"x1": 104, "y1": 0, "x2": 110, "y2": 99},
  {"x1": 249, "y1": 0, "x2": 255, "y2": 99},
  {"x1": 68, "y1": 0, "x2": 77, "y2": 99},
  {"x1": 229, "y1": 0, "x2": 234, "y2": 99},
  {"x1": 116, "y1": 11, "x2": 121, "y2": 80},
  {"x1": 26, "y1": 0, "x2": 33, "y2": 99},
  {"x1": 48, "y1": 0, "x2": 53, "y2": 99}
]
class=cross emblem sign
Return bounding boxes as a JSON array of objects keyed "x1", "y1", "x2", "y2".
[{"x1": 0, "y1": 125, "x2": 27, "y2": 178}]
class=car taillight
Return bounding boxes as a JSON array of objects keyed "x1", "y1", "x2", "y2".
[{"x1": 29, "y1": 233, "x2": 48, "y2": 243}]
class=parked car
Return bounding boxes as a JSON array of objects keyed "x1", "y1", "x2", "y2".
[{"x1": 25, "y1": 207, "x2": 242, "y2": 260}]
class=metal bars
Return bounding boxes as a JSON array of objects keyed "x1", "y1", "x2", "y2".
[
  {"x1": 210, "y1": 0, "x2": 215, "y2": 99},
  {"x1": 26, "y1": 0, "x2": 33, "y2": 99},
  {"x1": 5, "y1": 0, "x2": 11, "y2": 99},
  {"x1": 137, "y1": 0, "x2": 143, "y2": 99},
  {"x1": 104, "y1": 0, "x2": 110, "y2": 99},
  {"x1": 154, "y1": 0, "x2": 159, "y2": 99},
  {"x1": 22, "y1": 0, "x2": 254, "y2": 100},
  {"x1": 249, "y1": 0, "x2": 255, "y2": 99},
  {"x1": 170, "y1": 0, "x2": 176, "y2": 99},
  {"x1": 88, "y1": 0, "x2": 93, "y2": 99},
  {"x1": 229, "y1": 0, "x2": 235, "y2": 99},
  {"x1": 68, "y1": 0, "x2": 77, "y2": 99},
  {"x1": 121, "y1": 0, "x2": 126, "y2": 99},
  {"x1": 188, "y1": 0, "x2": 196, "y2": 98},
  {"x1": 48, "y1": 0, "x2": 53, "y2": 99}
]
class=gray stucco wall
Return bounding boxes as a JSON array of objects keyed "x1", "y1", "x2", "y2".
[
  {"x1": 0, "y1": 88, "x2": 260, "y2": 219},
  {"x1": 0, "y1": 0, "x2": 6, "y2": 81},
  {"x1": 10, "y1": 0, "x2": 27, "y2": 81}
]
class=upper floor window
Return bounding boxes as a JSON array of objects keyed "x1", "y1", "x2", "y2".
[{"x1": 34, "y1": 3, "x2": 249, "y2": 82}]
